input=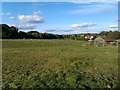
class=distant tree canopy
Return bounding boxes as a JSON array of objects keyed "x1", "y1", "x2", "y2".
[
  {"x1": 1, "y1": 24, "x2": 19, "y2": 39},
  {"x1": 1, "y1": 24, "x2": 120, "y2": 40},
  {"x1": 99, "y1": 30, "x2": 120, "y2": 40},
  {"x1": 1, "y1": 24, "x2": 64, "y2": 39}
]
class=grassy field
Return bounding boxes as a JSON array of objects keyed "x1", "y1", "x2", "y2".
[{"x1": 2, "y1": 39, "x2": 118, "y2": 88}]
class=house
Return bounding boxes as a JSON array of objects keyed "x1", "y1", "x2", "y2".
[
  {"x1": 101, "y1": 36, "x2": 113, "y2": 43},
  {"x1": 84, "y1": 34, "x2": 96, "y2": 40},
  {"x1": 94, "y1": 36, "x2": 114, "y2": 46},
  {"x1": 94, "y1": 37, "x2": 106, "y2": 46},
  {"x1": 84, "y1": 35, "x2": 91, "y2": 39}
]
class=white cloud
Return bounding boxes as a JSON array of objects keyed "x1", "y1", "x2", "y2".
[
  {"x1": 18, "y1": 11, "x2": 44, "y2": 23},
  {"x1": 70, "y1": 23, "x2": 97, "y2": 30},
  {"x1": 17, "y1": 24, "x2": 36, "y2": 30},
  {"x1": 109, "y1": 25, "x2": 118, "y2": 31},
  {"x1": 109, "y1": 25, "x2": 118, "y2": 28},
  {"x1": 33, "y1": 11, "x2": 42, "y2": 15},
  {"x1": 7, "y1": 24, "x2": 16, "y2": 27},
  {"x1": 8, "y1": 24, "x2": 36, "y2": 30},
  {"x1": 9, "y1": 16, "x2": 15, "y2": 19},
  {"x1": 9, "y1": 11, "x2": 44, "y2": 30},
  {"x1": 71, "y1": 24, "x2": 81, "y2": 30},
  {"x1": 18, "y1": 14, "x2": 44, "y2": 23}
]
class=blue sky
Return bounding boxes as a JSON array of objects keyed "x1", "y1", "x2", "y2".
[{"x1": 1, "y1": 1, "x2": 118, "y2": 34}]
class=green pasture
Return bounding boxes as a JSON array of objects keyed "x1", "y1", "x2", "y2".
[{"x1": 2, "y1": 39, "x2": 118, "y2": 88}]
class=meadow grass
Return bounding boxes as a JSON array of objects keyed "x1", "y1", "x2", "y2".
[{"x1": 2, "y1": 39, "x2": 118, "y2": 88}]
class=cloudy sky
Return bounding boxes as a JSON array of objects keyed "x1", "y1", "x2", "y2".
[{"x1": 1, "y1": 0, "x2": 119, "y2": 34}]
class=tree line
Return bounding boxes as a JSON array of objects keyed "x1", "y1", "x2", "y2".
[
  {"x1": 0, "y1": 24, "x2": 120, "y2": 40},
  {"x1": 0, "y1": 24, "x2": 64, "y2": 39},
  {"x1": 99, "y1": 30, "x2": 120, "y2": 40}
]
